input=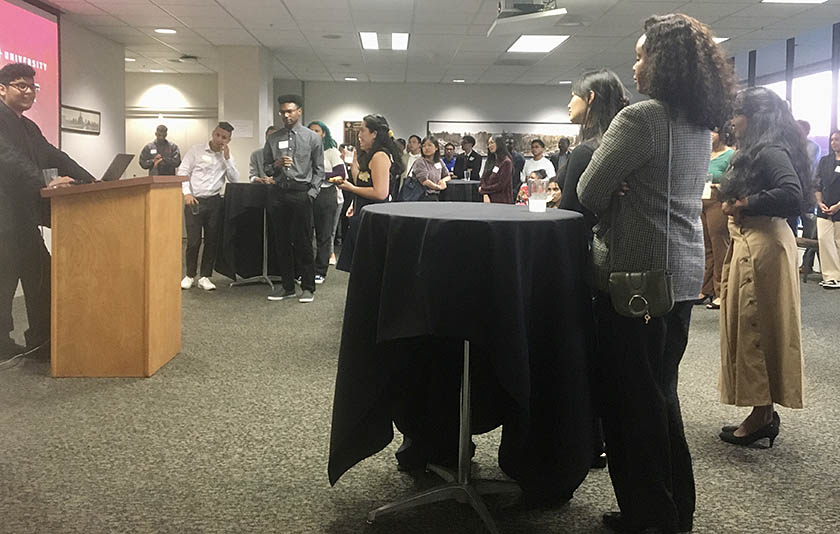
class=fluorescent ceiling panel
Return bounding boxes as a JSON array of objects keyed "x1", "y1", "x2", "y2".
[{"x1": 507, "y1": 35, "x2": 569, "y2": 53}]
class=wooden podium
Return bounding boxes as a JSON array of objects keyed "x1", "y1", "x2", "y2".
[{"x1": 41, "y1": 176, "x2": 185, "y2": 377}]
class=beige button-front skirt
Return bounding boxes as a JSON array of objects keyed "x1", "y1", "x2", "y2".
[{"x1": 719, "y1": 216, "x2": 804, "y2": 408}]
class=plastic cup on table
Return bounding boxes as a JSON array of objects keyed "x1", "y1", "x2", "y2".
[{"x1": 527, "y1": 177, "x2": 550, "y2": 213}]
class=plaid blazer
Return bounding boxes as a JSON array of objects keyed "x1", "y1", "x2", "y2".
[{"x1": 577, "y1": 99, "x2": 711, "y2": 301}]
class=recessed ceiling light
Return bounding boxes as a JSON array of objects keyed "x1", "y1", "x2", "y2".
[
  {"x1": 150, "y1": 69, "x2": 165, "y2": 73},
  {"x1": 761, "y1": 0, "x2": 827, "y2": 3},
  {"x1": 453, "y1": 79, "x2": 465, "y2": 83},
  {"x1": 507, "y1": 35, "x2": 569, "y2": 54},
  {"x1": 557, "y1": 80, "x2": 571, "y2": 84},
  {"x1": 713, "y1": 37, "x2": 730, "y2": 44},
  {"x1": 360, "y1": 32, "x2": 378, "y2": 50},
  {"x1": 392, "y1": 33, "x2": 409, "y2": 51},
  {"x1": 155, "y1": 28, "x2": 177, "y2": 34},
  {"x1": 344, "y1": 77, "x2": 358, "y2": 81},
  {"x1": 125, "y1": 57, "x2": 136, "y2": 62}
]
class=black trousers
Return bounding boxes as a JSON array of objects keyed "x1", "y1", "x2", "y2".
[
  {"x1": 270, "y1": 188, "x2": 315, "y2": 292},
  {"x1": 184, "y1": 194, "x2": 223, "y2": 278},
  {"x1": 0, "y1": 226, "x2": 51, "y2": 347},
  {"x1": 594, "y1": 294, "x2": 695, "y2": 533},
  {"x1": 313, "y1": 185, "x2": 337, "y2": 277},
  {"x1": 801, "y1": 212, "x2": 819, "y2": 271}
]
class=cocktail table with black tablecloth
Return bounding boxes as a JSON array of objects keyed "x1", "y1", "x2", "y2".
[
  {"x1": 328, "y1": 202, "x2": 595, "y2": 525},
  {"x1": 440, "y1": 179, "x2": 481, "y2": 202},
  {"x1": 215, "y1": 183, "x2": 283, "y2": 284}
]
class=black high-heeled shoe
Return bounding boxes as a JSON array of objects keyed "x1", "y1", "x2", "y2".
[
  {"x1": 722, "y1": 411, "x2": 779, "y2": 433},
  {"x1": 719, "y1": 419, "x2": 779, "y2": 448}
]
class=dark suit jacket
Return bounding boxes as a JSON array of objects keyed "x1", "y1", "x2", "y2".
[
  {"x1": 453, "y1": 150, "x2": 483, "y2": 180},
  {"x1": 0, "y1": 100, "x2": 95, "y2": 231}
]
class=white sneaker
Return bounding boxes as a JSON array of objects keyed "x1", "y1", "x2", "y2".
[
  {"x1": 181, "y1": 276, "x2": 194, "y2": 289},
  {"x1": 197, "y1": 277, "x2": 216, "y2": 291},
  {"x1": 822, "y1": 279, "x2": 840, "y2": 289},
  {"x1": 315, "y1": 275, "x2": 325, "y2": 285}
]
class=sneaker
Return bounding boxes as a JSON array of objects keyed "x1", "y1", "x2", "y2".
[
  {"x1": 295, "y1": 276, "x2": 302, "y2": 285},
  {"x1": 822, "y1": 279, "x2": 840, "y2": 289},
  {"x1": 181, "y1": 276, "x2": 195, "y2": 289},
  {"x1": 315, "y1": 275, "x2": 325, "y2": 285},
  {"x1": 267, "y1": 288, "x2": 296, "y2": 301},
  {"x1": 329, "y1": 254, "x2": 337, "y2": 266},
  {"x1": 299, "y1": 290, "x2": 315, "y2": 303},
  {"x1": 197, "y1": 277, "x2": 216, "y2": 291}
]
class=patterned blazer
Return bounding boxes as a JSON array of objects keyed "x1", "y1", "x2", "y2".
[{"x1": 577, "y1": 99, "x2": 711, "y2": 301}]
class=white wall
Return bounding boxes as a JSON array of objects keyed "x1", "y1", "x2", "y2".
[
  {"x1": 124, "y1": 73, "x2": 218, "y2": 179},
  {"x1": 60, "y1": 18, "x2": 125, "y2": 178},
  {"x1": 302, "y1": 81, "x2": 572, "y2": 146}
]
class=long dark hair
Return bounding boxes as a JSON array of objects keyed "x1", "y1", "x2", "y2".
[
  {"x1": 571, "y1": 69, "x2": 629, "y2": 146},
  {"x1": 720, "y1": 87, "x2": 813, "y2": 205},
  {"x1": 640, "y1": 13, "x2": 737, "y2": 130},
  {"x1": 357, "y1": 114, "x2": 404, "y2": 176},
  {"x1": 485, "y1": 136, "x2": 510, "y2": 173},
  {"x1": 421, "y1": 135, "x2": 441, "y2": 163}
]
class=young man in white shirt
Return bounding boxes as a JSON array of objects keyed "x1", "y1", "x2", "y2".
[
  {"x1": 520, "y1": 138, "x2": 556, "y2": 185},
  {"x1": 178, "y1": 122, "x2": 240, "y2": 291}
]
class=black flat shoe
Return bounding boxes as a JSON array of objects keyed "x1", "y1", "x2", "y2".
[
  {"x1": 722, "y1": 411, "x2": 779, "y2": 433},
  {"x1": 693, "y1": 295, "x2": 711, "y2": 305},
  {"x1": 719, "y1": 419, "x2": 779, "y2": 448}
]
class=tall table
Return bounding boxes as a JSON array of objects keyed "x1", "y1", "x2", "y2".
[
  {"x1": 440, "y1": 179, "x2": 481, "y2": 202},
  {"x1": 328, "y1": 202, "x2": 594, "y2": 532},
  {"x1": 216, "y1": 183, "x2": 282, "y2": 288}
]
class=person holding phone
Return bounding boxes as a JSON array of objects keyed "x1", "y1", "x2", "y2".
[{"x1": 177, "y1": 122, "x2": 240, "y2": 292}]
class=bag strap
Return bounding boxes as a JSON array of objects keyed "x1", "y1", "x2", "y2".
[{"x1": 609, "y1": 113, "x2": 673, "y2": 272}]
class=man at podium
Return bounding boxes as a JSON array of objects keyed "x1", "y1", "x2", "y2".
[{"x1": 0, "y1": 63, "x2": 95, "y2": 358}]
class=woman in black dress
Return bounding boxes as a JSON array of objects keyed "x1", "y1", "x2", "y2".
[{"x1": 335, "y1": 114, "x2": 403, "y2": 272}]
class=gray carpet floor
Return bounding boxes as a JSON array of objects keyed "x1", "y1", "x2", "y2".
[{"x1": 1, "y1": 269, "x2": 839, "y2": 534}]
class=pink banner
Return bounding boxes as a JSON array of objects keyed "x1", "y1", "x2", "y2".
[{"x1": 0, "y1": 0, "x2": 59, "y2": 145}]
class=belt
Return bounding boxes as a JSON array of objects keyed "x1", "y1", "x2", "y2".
[{"x1": 276, "y1": 180, "x2": 311, "y2": 192}]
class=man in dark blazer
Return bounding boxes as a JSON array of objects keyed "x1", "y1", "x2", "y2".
[
  {"x1": 0, "y1": 63, "x2": 94, "y2": 357},
  {"x1": 452, "y1": 135, "x2": 483, "y2": 180}
]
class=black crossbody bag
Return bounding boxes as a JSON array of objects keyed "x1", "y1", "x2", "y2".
[{"x1": 608, "y1": 120, "x2": 675, "y2": 324}]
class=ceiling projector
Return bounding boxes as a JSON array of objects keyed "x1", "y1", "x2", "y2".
[{"x1": 488, "y1": 1, "x2": 568, "y2": 36}]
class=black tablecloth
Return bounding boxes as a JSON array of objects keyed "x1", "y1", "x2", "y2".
[
  {"x1": 328, "y1": 202, "x2": 594, "y2": 495},
  {"x1": 440, "y1": 179, "x2": 481, "y2": 202},
  {"x1": 215, "y1": 183, "x2": 282, "y2": 280}
]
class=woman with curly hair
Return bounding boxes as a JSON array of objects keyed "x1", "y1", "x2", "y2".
[
  {"x1": 717, "y1": 87, "x2": 808, "y2": 448},
  {"x1": 577, "y1": 13, "x2": 736, "y2": 534},
  {"x1": 335, "y1": 114, "x2": 403, "y2": 272}
]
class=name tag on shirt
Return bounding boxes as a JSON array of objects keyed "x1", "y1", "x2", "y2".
[
  {"x1": 278, "y1": 140, "x2": 289, "y2": 150},
  {"x1": 835, "y1": 165, "x2": 840, "y2": 173},
  {"x1": 469, "y1": 156, "x2": 475, "y2": 161},
  {"x1": 492, "y1": 166, "x2": 499, "y2": 173},
  {"x1": 434, "y1": 162, "x2": 442, "y2": 170},
  {"x1": 202, "y1": 154, "x2": 213, "y2": 163},
  {"x1": 150, "y1": 148, "x2": 157, "y2": 155}
]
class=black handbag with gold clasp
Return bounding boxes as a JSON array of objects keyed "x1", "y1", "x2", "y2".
[{"x1": 608, "y1": 119, "x2": 675, "y2": 324}]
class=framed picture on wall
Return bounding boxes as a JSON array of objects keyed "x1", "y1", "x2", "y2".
[
  {"x1": 60, "y1": 105, "x2": 100, "y2": 135},
  {"x1": 343, "y1": 121, "x2": 362, "y2": 147},
  {"x1": 427, "y1": 120, "x2": 579, "y2": 157}
]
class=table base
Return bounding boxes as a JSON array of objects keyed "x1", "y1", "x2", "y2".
[
  {"x1": 365, "y1": 341, "x2": 519, "y2": 534},
  {"x1": 229, "y1": 209, "x2": 282, "y2": 290}
]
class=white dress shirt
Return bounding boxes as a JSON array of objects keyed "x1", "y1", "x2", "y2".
[
  {"x1": 520, "y1": 156, "x2": 556, "y2": 183},
  {"x1": 177, "y1": 142, "x2": 240, "y2": 197}
]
